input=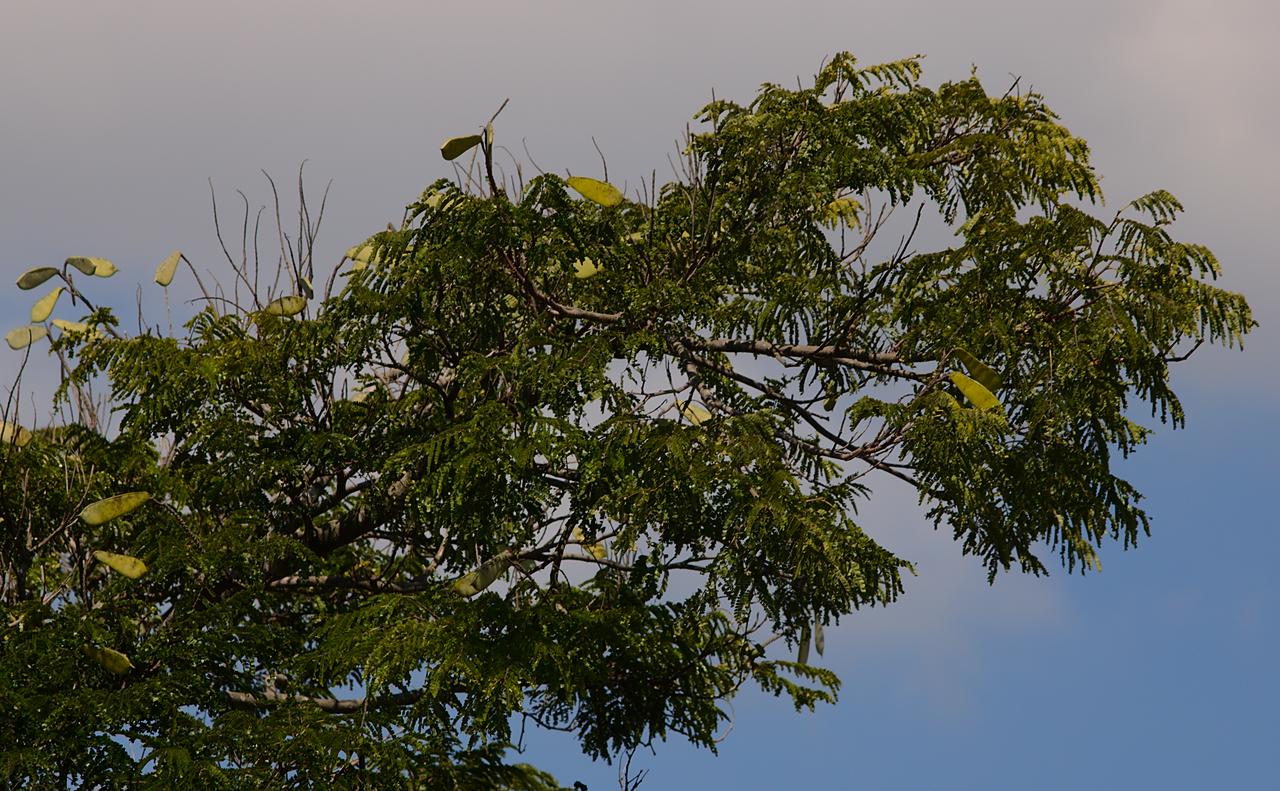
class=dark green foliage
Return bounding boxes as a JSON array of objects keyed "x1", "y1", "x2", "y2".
[{"x1": 0, "y1": 53, "x2": 1251, "y2": 786}]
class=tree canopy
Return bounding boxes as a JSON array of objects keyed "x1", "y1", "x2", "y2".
[{"x1": 0, "y1": 53, "x2": 1253, "y2": 788}]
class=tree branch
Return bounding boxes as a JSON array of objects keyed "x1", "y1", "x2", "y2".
[{"x1": 224, "y1": 687, "x2": 423, "y2": 714}]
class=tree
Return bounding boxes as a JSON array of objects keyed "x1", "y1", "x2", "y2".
[{"x1": 0, "y1": 53, "x2": 1253, "y2": 788}]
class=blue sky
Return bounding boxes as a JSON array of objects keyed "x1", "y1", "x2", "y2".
[{"x1": 3, "y1": 1, "x2": 1275, "y2": 787}]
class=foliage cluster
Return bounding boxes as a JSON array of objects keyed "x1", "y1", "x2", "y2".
[{"x1": 0, "y1": 54, "x2": 1251, "y2": 788}]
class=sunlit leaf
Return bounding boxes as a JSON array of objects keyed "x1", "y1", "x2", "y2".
[
  {"x1": 572, "y1": 258, "x2": 600, "y2": 279},
  {"x1": 261, "y1": 295, "x2": 307, "y2": 317},
  {"x1": 453, "y1": 554, "x2": 510, "y2": 597},
  {"x1": 0, "y1": 420, "x2": 33, "y2": 447},
  {"x1": 953, "y1": 348, "x2": 1002, "y2": 392},
  {"x1": 822, "y1": 196, "x2": 862, "y2": 228},
  {"x1": 566, "y1": 176, "x2": 623, "y2": 207},
  {"x1": 66, "y1": 257, "x2": 117, "y2": 277},
  {"x1": 949, "y1": 371, "x2": 1001, "y2": 411},
  {"x1": 92, "y1": 550, "x2": 148, "y2": 579},
  {"x1": 30, "y1": 287, "x2": 63, "y2": 322},
  {"x1": 83, "y1": 645, "x2": 133, "y2": 674},
  {"x1": 5, "y1": 325, "x2": 48, "y2": 350},
  {"x1": 80, "y1": 492, "x2": 152, "y2": 526},
  {"x1": 16, "y1": 267, "x2": 59, "y2": 290},
  {"x1": 154, "y1": 251, "x2": 181, "y2": 286},
  {"x1": 440, "y1": 134, "x2": 483, "y2": 161}
]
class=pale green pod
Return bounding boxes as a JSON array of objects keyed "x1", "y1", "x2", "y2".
[
  {"x1": 16, "y1": 267, "x2": 60, "y2": 290},
  {"x1": 155, "y1": 251, "x2": 181, "y2": 287},
  {"x1": 6, "y1": 325, "x2": 48, "y2": 350},
  {"x1": 30, "y1": 287, "x2": 63, "y2": 322},
  {"x1": 566, "y1": 176, "x2": 624, "y2": 207},
  {"x1": 93, "y1": 550, "x2": 148, "y2": 579},
  {"x1": 80, "y1": 492, "x2": 152, "y2": 526},
  {"x1": 440, "y1": 134, "x2": 483, "y2": 161}
]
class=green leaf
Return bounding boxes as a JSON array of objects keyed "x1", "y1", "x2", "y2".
[
  {"x1": 948, "y1": 371, "x2": 1001, "y2": 411},
  {"x1": 566, "y1": 176, "x2": 624, "y2": 207},
  {"x1": 154, "y1": 251, "x2": 181, "y2": 287},
  {"x1": 571, "y1": 258, "x2": 600, "y2": 279},
  {"x1": 440, "y1": 134, "x2": 483, "y2": 161},
  {"x1": 261, "y1": 295, "x2": 307, "y2": 317},
  {"x1": 0, "y1": 420, "x2": 33, "y2": 447},
  {"x1": 822, "y1": 196, "x2": 861, "y2": 228},
  {"x1": 16, "y1": 267, "x2": 60, "y2": 290},
  {"x1": 92, "y1": 550, "x2": 148, "y2": 579},
  {"x1": 5, "y1": 325, "x2": 48, "y2": 350},
  {"x1": 30, "y1": 287, "x2": 63, "y2": 322},
  {"x1": 453, "y1": 554, "x2": 511, "y2": 597},
  {"x1": 79, "y1": 492, "x2": 152, "y2": 526},
  {"x1": 83, "y1": 645, "x2": 133, "y2": 674},
  {"x1": 66, "y1": 257, "x2": 117, "y2": 277},
  {"x1": 953, "y1": 348, "x2": 1002, "y2": 392}
]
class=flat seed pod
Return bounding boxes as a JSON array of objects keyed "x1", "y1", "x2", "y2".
[
  {"x1": 572, "y1": 258, "x2": 600, "y2": 279},
  {"x1": 6, "y1": 325, "x2": 48, "y2": 350},
  {"x1": 679, "y1": 402, "x2": 713, "y2": 426},
  {"x1": 261, "y1": 295, "x2": 307, "y2": 317},
  {"x1": 440, "y1": 134, "x2": 482, "y2": 161},
  {"x1": 0, "y1": 420, "x2": 33, "y2": 447},
  {"x1": 64, "y1": 257, "x2": 98, "y2": 276},
  {"x1": 83, "y1": 645, "x2": 133, "y2": 674},
  {"x1": 16, "y1": 267, "x2": 60, "y2": 290},
  {"x1": 797, "y1": 624, "x2": 811, "y2": 665},
  {"x1": 345, "y1": 244, "x2": 374, "y2": 263},
  {"x1": 66, "y1": 257, "x2": 118, "y2": 278},
  {"x1": 570, "y1": 527, "x2": 608, "y2": 559},
  {"x1": 952, "y1": 348, "x2": 1002, "y2": 392},
  {"x1": 80, "y1": 491, "x2": 152, "y2": 526},
  {"x1": 949, "y1": 371, "x2": 1001, "y2": 411},
  {"x1": 93, "y1": 550, "x2": 148, "y2": 579},
  {"x1": 814, "y1": 621, "x2": 825, "y2": 656},
  {"x1": 30, "y1": 287, "x2": 64, "y2": 322},
  {"x1": 453, "y1": 554, "x2": 510, "y2": 597},
  {"x1": 51, "y1": 319, "x2": 92, "y2": 336},
  {"x1": 566, "y1": 176, "x2": 624, "y2": 207},
  {"x1": 154, "y1": 251, "x2": 181, "y2": 286}
]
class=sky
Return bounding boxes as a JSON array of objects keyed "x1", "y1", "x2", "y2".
[{"x1": 2, "y1": 1, "x2": 1277, "y2": 788}]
